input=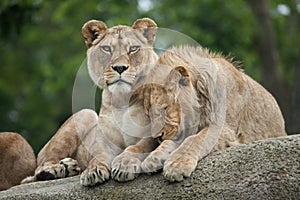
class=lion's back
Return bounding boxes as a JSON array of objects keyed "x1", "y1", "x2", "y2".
[{"x1": 235, "y1": 74, "x2": 286, "y2": 143}]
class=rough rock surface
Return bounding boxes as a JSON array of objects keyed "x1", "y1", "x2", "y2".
[{"x1": 0, "y1": 135, "x2": 299, "y2": 200}]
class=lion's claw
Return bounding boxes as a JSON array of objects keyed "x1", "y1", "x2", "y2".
[
  {"x1": 80, "y1": 165, "x2": 110, "y2": 186},
  {"x1": 111, "y1": 154, "x2": 141, "y2": 182}
]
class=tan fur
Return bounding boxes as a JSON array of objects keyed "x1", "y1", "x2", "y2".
[
  {"x1": 139, "y1": 66, "x2": 201, "y2": 173},
  {"x1": 23, "y1": 18, "x2": 161, "y2": 186},
  {"x1": 130, "y1": 66, "x2": 197, "y2": 141},
  {"x1": 23, "y1": 18, "x2": 287, "y2": 185},
  {"x1": 157, "y1": 46, "x2": 287, "y2": 181},
  {"x1": 0, "y1": 132, "x2": 36, "y2": 190},
  {"x1": 131, "y1": 83, "x2": 181, "y2": 140}
]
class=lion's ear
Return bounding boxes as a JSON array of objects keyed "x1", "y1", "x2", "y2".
[
  {"x1": 82, "y1": 20, "x2": 107, "y2": 48},
  {"x1": 132, "y1": 18, "x2": 157, "y2": 45},
  {"x1": 165, "y1": 66, "x2": 191, "y2": 97},
  {"x1": 167, "y1": 66, "x2": 191, "y2": 87},
  {"x1": 174, "y1": 66, "x2": 191, "y2": 86}
]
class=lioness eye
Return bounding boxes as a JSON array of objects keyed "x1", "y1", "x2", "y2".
[
  {"x1": 101, "y1": 45, "x2": 111, "y2": 53},
  {"x1": 129, "y1": 46, "x2": 140, "y2": 54}
]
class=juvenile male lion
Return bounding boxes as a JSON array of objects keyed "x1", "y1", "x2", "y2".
[
  {"x1": 0, "y1": 132, "x2": 36, "y2": 190},
  {"x1": 152, "y1": 46, "x2": 287, "y2": 181},
  {"x1": 140, "y1": 46, "x2": 287, "y2": 179}
]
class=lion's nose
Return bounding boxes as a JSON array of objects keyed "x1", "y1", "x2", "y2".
[{"x1": 112, "y1": 65, "x2": 128, "y2": 74}]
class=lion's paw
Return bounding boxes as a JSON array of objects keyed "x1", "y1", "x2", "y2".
[
  {"x1": 141, "y1": 151, "x2": 166, "y2": 173},
  {"x1": 59, "y1": 158, "x2": 81, "y2": 177},
  {"x1": 111, "y1": 154, "x2": 141, "y2": 182},
  {"x1": 163, "y1": 155, "x2": 198, "y2": 182},
  {"x1": 80, "y1": 165, "x2": 110, "y2": 186},
  {"x1": 32, "y1": 158, "x2": 80, "y2": 182}
]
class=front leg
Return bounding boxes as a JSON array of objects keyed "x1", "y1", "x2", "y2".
[
  {"x1": 163, "y1": 126, "x2": 237, "y2": 182},
  {"x1": 141, "y1": 140, "x2": 179, "y2": 173},
  {"x1": 22, "y1": 109, "x2": 98, "y2": 183},
  {"x1": 163, "y1": 127, "x2": 217, "y2": 182},
  {"x1": 80, "y1": 133, "x2": 121, "y2": 186},
  {"x1": 111, "y1": 137, "x2": 158, "y2": 182}
]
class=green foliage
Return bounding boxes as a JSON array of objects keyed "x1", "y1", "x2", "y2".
[
  {"x1": 0, "y1": 0, "x2": 298, "y2": 153},
  {"x1": 270, "y1": 0, "x2": 300, "y2": 85}
]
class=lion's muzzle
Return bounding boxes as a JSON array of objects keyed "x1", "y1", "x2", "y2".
[{"x1": 112, "y1": 65, "x2": 129, "y2": 74}]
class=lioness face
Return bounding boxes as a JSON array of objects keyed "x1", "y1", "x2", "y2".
[{"x1": 82, "y1": 18, "x2": 158, "y2": 94}]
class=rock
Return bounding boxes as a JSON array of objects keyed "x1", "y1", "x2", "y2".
[{"x1": 0, "y1": 135, "x2": 299, "y2": 199}]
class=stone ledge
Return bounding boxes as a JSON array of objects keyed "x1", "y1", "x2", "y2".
[{"x1": 0, "y1": 135, "x2": 299, "y2": 199}]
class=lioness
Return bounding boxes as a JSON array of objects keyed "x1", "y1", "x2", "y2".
[
  {"x1": 22, "y1": 18, "x2": 162, "y2": 186},
  {"x1": 22, "y1": 18, "x2": 286, "y2": 185},
  {"x1": 0, "y1": 132, "x2": 36, "y2": 190}
]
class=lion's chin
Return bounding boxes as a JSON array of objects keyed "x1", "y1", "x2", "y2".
[{"x1": 108, "y1": 81, "x2": 132, "y2": 95}]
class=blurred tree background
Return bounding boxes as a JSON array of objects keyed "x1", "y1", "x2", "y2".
[{"x1": 0, "y1": 0, "x2": 299, "y2": 153}]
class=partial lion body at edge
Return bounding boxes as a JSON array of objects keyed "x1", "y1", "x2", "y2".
[{"x1": 0, "y1": 132, "x2": 36, "y2": 191}]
